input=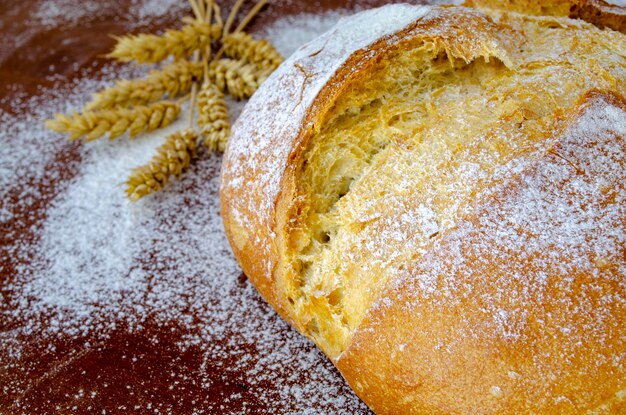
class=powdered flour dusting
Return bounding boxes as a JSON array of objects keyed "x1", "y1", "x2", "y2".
[{"x1": 1, "y1": 6, "x2": 370, "y2": 414}]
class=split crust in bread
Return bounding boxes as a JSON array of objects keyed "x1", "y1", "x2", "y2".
[{"x1": 220, "y1": 4, "x2": 626, "y2": 414}]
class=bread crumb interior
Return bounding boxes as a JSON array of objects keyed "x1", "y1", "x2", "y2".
[{"x1": 283, "y1": 15, "x2": 626, "y2": 357}]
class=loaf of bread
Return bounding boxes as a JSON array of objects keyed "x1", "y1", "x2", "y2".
[{"x1": 220, "y1": 3, "x2": 626, "y2": 413}]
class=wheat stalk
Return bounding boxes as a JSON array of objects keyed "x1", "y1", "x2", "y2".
[
  {"x1": 125, "y1": 128, "x2": 198, "y2": 201},
  {"x1": 108, "y1": 19, "x2": 221, "y2": 64},
  {"x1": 208, "y1": 58, "x2": 272, "y2": 100},
  {"x1": 223, "y1": 0, "x2": 246, "y2": 36},
  {"x1": 233, "y1": 0, "x2": 268, "y2": 34},
  {"x1": 222, "y1": 32, "x2": 283, "y2": 71},
  {"x1": 46, "y1": 101, "x2": 180, "y2": 141},
  {"x1": 197, "y1": 82, "x2": 230, "y2": 151},
  {"x1": 85, "y1": 61, "x2": 203, "y2": 110}
]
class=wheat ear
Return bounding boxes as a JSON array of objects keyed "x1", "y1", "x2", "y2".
[
  {"x1": 208, "y1": 58, "x2": 272, "y2": 100},
  {"x1": 197, "y1": 82, "x2": 230, "y2": 151},
  {"x1": 46, "y1": 101, "x2": 180, "y2": 141},
  {"x1": 222, "y1": 32, "x2": 283, "y2": 71},
  {"x1": 108, "y1": 19, "x2": 221, "y2": 64},
  {"x1": 125, "y1": 129, "x2": 198, "y2": 201},
  {"x1": 85, "y1": 61, "x2": 203, "y2": 110}
]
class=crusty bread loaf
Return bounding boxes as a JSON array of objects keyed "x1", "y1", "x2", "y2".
[{"x1": 220, "y1": 3, "x2": 626, "y2": 414}]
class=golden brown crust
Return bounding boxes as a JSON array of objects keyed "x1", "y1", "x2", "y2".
[
  {"x1": 465, "y1": 0, "x2": 626, "y2": 32},
  {"x1": 576, "y1": 0, "x2": 626, "y2": 33}
]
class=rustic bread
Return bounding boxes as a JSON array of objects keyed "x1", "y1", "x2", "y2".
[{"x1": 220, "y1": 3, "x2": 626, "y2": 414}]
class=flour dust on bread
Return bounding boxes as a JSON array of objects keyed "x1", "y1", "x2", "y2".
[{"x1": 220, "y1": 3, "x2": 626, "y2": 414}]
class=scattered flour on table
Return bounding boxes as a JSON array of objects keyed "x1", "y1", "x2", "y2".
[
  {"x1": 1, "y1": 9, "x2": 371, "y2": 415},
  {"x1": 259, "y1": 11, "x2": 352, "y2": 56},
  {"x1": 33, "y1": 0, "x2": 189, "y2": 29}
]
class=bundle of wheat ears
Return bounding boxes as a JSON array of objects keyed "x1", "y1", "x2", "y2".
[{"x1": 46, "y1": 0, "x2": 283, "y2": 201}]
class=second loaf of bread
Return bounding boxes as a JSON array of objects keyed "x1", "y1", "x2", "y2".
[{"x1": 221, "y1": 3, "x2": 626, "y2": 414}]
